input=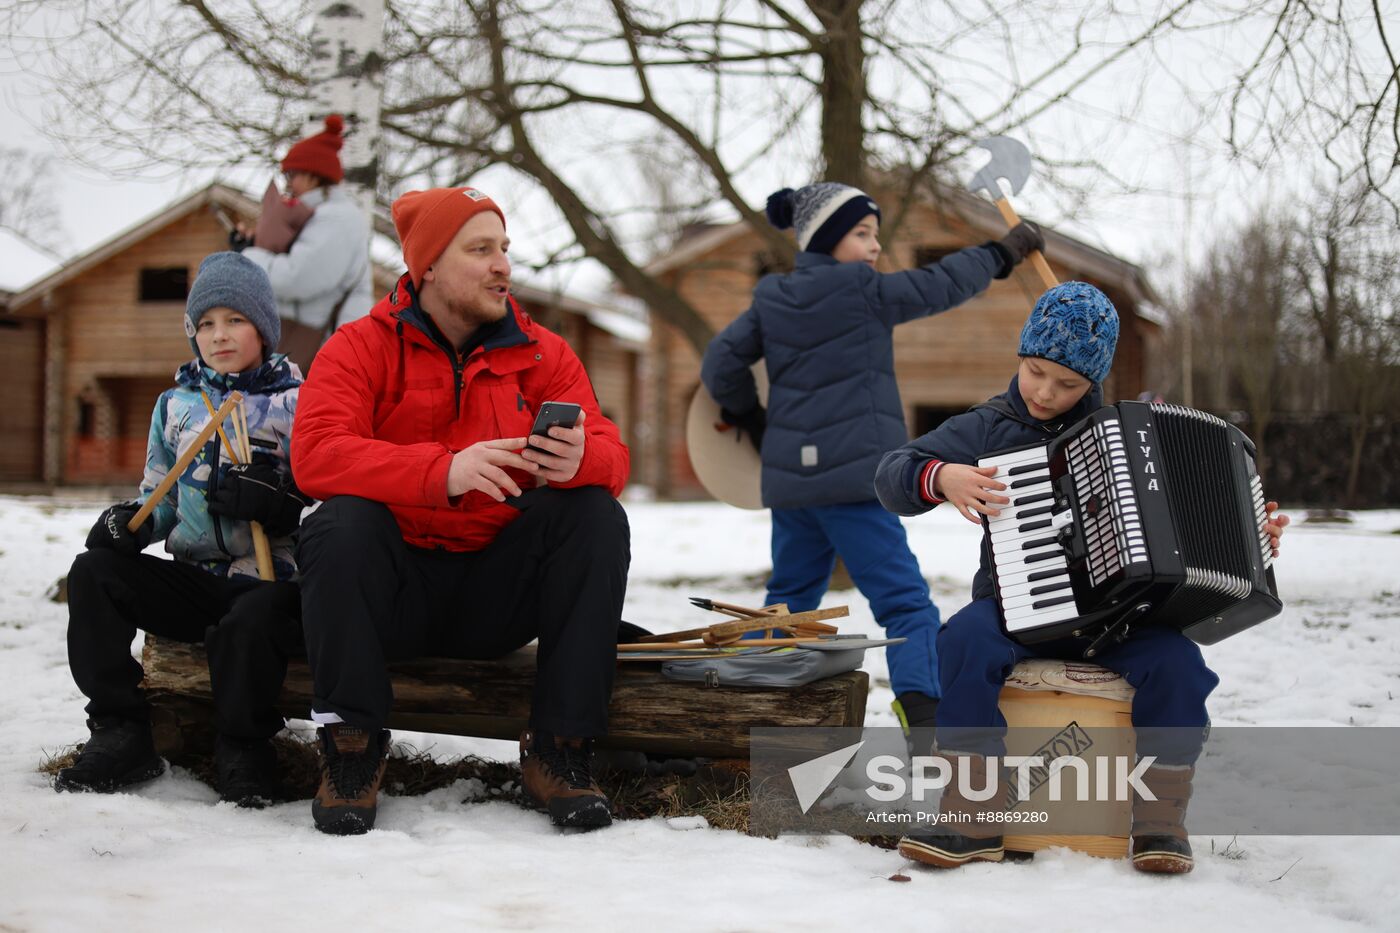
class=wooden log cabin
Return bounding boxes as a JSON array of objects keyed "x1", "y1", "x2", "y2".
[
  {"x1": 0, "y1": 183, "x2": 646, "y2": 488},
  {"x1": 639, "y1": 186, "x2": 1165, "y2": 498}
]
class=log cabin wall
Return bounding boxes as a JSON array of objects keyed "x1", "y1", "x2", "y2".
[
  {"x1": 583, "y1": 333, "x2": 642, "y2": 457},
  {"x1": 648, "y1": 201, "x2": 1159, "y2": 500},
  {"x1": 512, "y1": 298, "x2": 643, "y2": 461},
  {"x1": 0, "y1": 317, "x2": 45, "y2": 481},
  {"x1": 58, "y1": 211, "x2": 226, "y2": 485}
]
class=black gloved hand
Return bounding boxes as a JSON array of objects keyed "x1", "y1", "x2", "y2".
[
  {"x1": 86, "y1": 500, "x2": 154, "y2": 554},
  {"x1": 207, "y1": 461, "x2": 310, "y2": 536},
  {"x1": 720, "y1": 405, "x2": 766, "y2": 452},
  {"x1": 991, "y1": 221, "x2": 1045, "y2": 277},
  {"x1": 228, "y1": 229, "x2": 254, "y2": 252}
]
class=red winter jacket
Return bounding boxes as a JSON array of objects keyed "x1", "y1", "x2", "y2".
[{"x1": 292, "y1": 274, "x2": 630, "y2": 551}]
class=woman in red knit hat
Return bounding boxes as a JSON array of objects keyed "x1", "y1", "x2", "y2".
[{"x1": 236, "y1": 114, "x2": 374, "y2": 372}]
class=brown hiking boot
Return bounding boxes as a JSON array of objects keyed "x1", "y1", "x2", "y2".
[
  {"x1": 312, "y1": 724, "x2": 390, "y2": 836},
  {"x1": 898, "y1": 752, "x2": 1006, "y2": 868},
  {"x1": 519, "y1": 730, "x2": 612, "y2": 829},
  {"x1": 1131, "y1": 764, "x2": 1195, "y2": 874}
]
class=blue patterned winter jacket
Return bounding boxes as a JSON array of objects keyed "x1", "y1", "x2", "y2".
[
  {"x1": 701, "y1": 246, "x2": 1004, "y2": 509},
  {"x1": 138, "y1": 355, "x2": 302, "y2": 581}
]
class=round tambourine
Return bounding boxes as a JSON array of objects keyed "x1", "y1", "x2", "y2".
[{"x1": 685, "y1": 367, "x2": 769, "y2": 510}]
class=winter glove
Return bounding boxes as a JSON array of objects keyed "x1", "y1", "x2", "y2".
[
  {"x1": 989, "y1": 222, "x2": 1045, "y2": 278},
  {"x1": 85, "y1": 500, "x2": 154, "y2": 554},
  {"x1": 227, "y1": 228, "x2": 254, "y2": 252},
  {"x1": 207, "y1": 461, "x2": 311, "y2": 537},
  {"x1": 720, "y1": 405, "x2": 766, "y2": 452}
]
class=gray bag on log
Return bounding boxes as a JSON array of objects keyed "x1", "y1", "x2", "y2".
[{"x1": 661, "y1": 637, "x2": 903, "y2": 688}]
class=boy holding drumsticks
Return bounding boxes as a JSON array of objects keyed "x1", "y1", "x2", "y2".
[{"x1": 57, "y1": 252, "x2": 309, "y2": 807}]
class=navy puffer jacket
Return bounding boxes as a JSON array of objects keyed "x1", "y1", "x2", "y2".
[
  {"x1": 701, "y1": 246, "x2": 1004, "y2": 509},
  {"x1": 875, "y1": 374, "x2": 1103, "y2": 600}
]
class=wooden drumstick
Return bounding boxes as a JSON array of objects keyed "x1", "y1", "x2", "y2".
[
  {"x1": 127, "y1": 392, "x2": 243, "y2": 533},
  {"x1": 198, "y1": 392, "x2": 274, "y2": 580},
  {"x1": 229, "y1": 398, "x2": 276, "y2": 582}
]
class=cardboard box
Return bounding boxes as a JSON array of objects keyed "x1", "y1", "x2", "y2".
[{"x1": 998, "y1": 660, "x2": 1136, "y2": 859}]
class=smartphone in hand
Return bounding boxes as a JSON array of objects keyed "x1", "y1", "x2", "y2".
[{"x1": 528, "y1": 401, "x2": 582, "y2": 453}]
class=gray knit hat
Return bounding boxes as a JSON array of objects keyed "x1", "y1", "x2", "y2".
[
  {"x1": 184, "y1": 252, "x2": 280, "y2": 362},
  {"x1": 766, "y1": 183, "x2": 881, "y2": 254},
  {"x1": 1018, "y1": 281, "x2": 1119, "y2": 384}
]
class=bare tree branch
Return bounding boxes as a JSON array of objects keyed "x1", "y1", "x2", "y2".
[
  {"x1": 5, "y1": 0, "x2": 1397, "y2": 350},
  {"x1": 0, "y1": 147, "x2": 68, "y2": 258}
]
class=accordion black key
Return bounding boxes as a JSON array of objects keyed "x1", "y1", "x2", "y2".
[{"x1": 979, "y1": 401, "x2": 1282, "y2": 655}]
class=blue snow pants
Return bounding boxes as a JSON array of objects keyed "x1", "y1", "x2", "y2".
[
  {"x1": 936, "y1": 597, "x2": 1220, "y2": 765},
  {"x1": 766, "y1": 500, "x2": 941, "y2": 698}
]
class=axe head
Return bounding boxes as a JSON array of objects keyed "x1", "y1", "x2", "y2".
[{"x1": 968, "y1": 136, "x2": 1032, "y2": 201}]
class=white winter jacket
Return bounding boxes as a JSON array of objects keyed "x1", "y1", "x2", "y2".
[{"x1": 244, "y1": 185, "x2": 374, "y2": 331}]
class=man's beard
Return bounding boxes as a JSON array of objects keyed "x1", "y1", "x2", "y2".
[{"x1": 445, "y1": 290, "x2": 509, "y2": 327}]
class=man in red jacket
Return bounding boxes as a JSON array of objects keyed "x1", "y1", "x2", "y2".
[{"x1": 292, "y1": 186, "x2": 631, "y2": 836}]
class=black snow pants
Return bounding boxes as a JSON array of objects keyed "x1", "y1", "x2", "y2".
[
  {"x1": 297, "y1": 487, "x2": 630, "y2": 738},
  {"x1": 66, "y1": 548, "x2": 303, "y2": 740}
]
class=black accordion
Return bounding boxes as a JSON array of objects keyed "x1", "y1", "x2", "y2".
[{"x1": 979, "y1": 401, "x2": 1282, "y2": 656}]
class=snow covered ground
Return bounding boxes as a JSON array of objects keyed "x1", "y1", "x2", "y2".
[{"x1": 1, "y1": 493, "x2": 1398, "y2": 931}]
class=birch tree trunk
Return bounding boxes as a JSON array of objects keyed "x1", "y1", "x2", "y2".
[{"x1": 305, "y1": 0, "x2": 385, "y2": 230}]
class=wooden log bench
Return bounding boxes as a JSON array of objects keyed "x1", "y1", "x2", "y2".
[{"x1": 140, "y1": 635, "x2": 869, "y2": 760}]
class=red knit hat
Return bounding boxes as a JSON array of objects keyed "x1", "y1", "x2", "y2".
[
  {"x1": 281, "y1": 114, "x2": 345, "y2": 183},
  {"x1": 391, "y1": 187, "x2": 507, "y2": 285}
]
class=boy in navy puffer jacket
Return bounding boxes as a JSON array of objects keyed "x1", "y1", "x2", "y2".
[
  {"x1": 875, "y1": 282, "x2": 1290, "y2": 874},
  {"x1": 57, "y1": 252, "x2": 310, "y2": 807},
  {"x1": 701, "y1": 182, "x2": 1044, "y2": 735}
]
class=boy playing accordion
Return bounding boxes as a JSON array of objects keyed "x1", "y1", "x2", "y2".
[{"x1": 875, "y1": 282, "x2": 1289, "y2": 874}]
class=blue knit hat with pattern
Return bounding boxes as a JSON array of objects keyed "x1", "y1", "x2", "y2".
[
  {"x1": 766, "y1": 183, "x2": 881, "y2": 255},
  {"x1": 184, "y1": 251, "x2": 281, "y2": 362},
  {"x1": 1018, "y1": 281, "x2": 1119, "y2": 384}
]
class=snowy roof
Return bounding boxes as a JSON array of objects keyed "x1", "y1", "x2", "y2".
[
  {"x1": 3, "y1": 183, "x2": 260, "y2": 312},
  {"x1": 582, "y1": 306, "x2": 650, "y2": 345},
  {"x1": 0, "y1": 229, "x2": 62, "y2": 296}
]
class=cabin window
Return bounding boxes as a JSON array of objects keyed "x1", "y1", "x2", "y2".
[
  {"x1": 139, "y1": 267, "x2": 190, "y2": 302},
  {"x1": 912, "y1": 405, "x2": 966, "y2": 438},
  {"x1": 77, "y1": 399, "x2": 97, "y2": 438}
]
